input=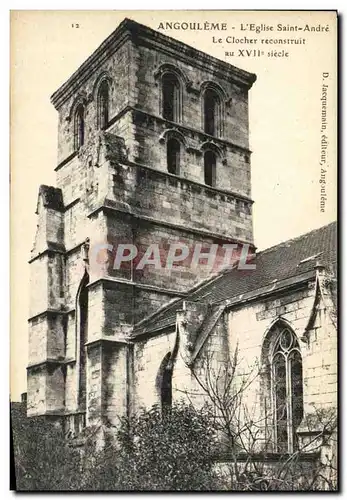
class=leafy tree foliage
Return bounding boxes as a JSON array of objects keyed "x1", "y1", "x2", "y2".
[
  {"x1": 11, "y1": 402, "x2": 81, "y2": 491},
  {"x1": 12, "y1": 402, "x2": 219, "y2": 491},
  {"x1": 83, "y1": 403, "x2": 219, "y2": 491}
]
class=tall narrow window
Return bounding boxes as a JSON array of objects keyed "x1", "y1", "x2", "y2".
[
  {"x1": 77, "y1": 276, "x2": 89, "y2": 409},
  {"x1": 204, "y1": 150, "x2": 216, "y2": 187},
  {"x1": 162, "y1": 73, "x2": 180, "y2": 122},
  {"x1": 74, "y1": 104, "x2": 85, "y2": 150},
  {"x1": 167, "y1": 138, "x2": 180, "y2": 175},
  {"x1": 271, "y1": 327, "x2": 303, "y2": 453},
  {"x1": 204, "y1": 88, "x2": 220, "y2": 136},
  {"x1": 97, "y1": 80, "x2": 109, "y2": 130},
  {"x1": 158, "y1": 353, "x2": 173, "y2": 411}
]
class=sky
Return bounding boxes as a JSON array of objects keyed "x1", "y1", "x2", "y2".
[{"x1": 10, "y1": 10, "x2": 337, "y2": 400}]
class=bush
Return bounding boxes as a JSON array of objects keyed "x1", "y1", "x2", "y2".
[
  {"x1": 11, "y1": 403, "x2": 81, "y2": 490},
  {"x1": 83, "y1": 403, "x2": 219, "y2": 491},
  {"x1": 12, "y1": 401, "x2": 220, "y2": 491}
]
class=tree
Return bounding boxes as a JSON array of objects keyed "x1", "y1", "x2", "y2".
[
  {"x1": 187, "y1": 349, "x2": 338, "y2": 491},
  {"x1": 11, "y1": 402, "x2": 81, "y2": 490},
  {"x1": 82, "y1": 403, "x2": 219, "y2": 491}
]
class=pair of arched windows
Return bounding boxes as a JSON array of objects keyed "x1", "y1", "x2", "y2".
[
  {"x1": 166, "y1": 139, "x2": 216, "y2": 187},
  {"x1": 73, "y1": 80, "x2": 110, "y2": 151},
  {"x1": 161, "y1": 73, "x2": 222, "y2": 137}
]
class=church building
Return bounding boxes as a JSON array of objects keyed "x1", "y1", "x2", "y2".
[{"x1": 27, "y1": 19, "x2": 337, "y2": 479}]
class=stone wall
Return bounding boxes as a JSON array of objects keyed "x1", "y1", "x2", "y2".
[
  {"x1": 28, "y1": 19, "x2": 256, "y2": 429},
  {"x1": 56, "y1": 41, "x2": 132, "y2": 165},
  {"x1": 227, "y1": 282, "x2": 338, "y2": 431},
  {"x1": 131, "y1": 275, "x2": 337, "y2": 458},
  {"x1": 132, "y1": 331, "x2": 176, "y2": 412}
]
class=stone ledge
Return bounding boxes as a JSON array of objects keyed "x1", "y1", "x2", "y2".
[
  {"x1": 50, "y1": 19, "x2": 256, "y2": 109},
  {"x1": 29, "y1": 242, "x2": 66, "y2": 264},
  {"x1": 131, "y1": 107, "x2": 253, "y2": 157},
  {"x1": 226, "y1": 271, "x2": 315, "y2": 311},
  {"x1": 27, "y1": 359, "x2": 66, "y2": 370},
  {"x1": 88, "y1": 275, "x2": 187, "y2": 297},
  {"x1": 127, "y1": 157, "x2": 254, "y2": 204},
  {"x1": 28, "y1": 308, "x2": 67, "y2": 323},
  {"x1": 85, "y1": 338, "x2": 131, "y2": 348},
  {"x1": 55, "y1": 150, "x2": 78, "y2": 172},
  {"x1": 55, "y1": 104, "x2": 254, "y2": 179},
  {"x1": 89, "y1": 201, "x2": 254, "y2": 247}
]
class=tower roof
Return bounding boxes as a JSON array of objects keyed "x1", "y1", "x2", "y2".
[{"x1": 51, "y1": 18, "x2": 257, "y2": 109}]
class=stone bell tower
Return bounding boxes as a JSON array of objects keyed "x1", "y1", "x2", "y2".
[{"x1": 27, "y1": 19, "x2": 256, "y2": 433}]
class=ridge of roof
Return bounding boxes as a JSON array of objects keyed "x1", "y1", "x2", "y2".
[
  {"x1": 258, "y1": 221, "x2": 337, "y2": 256},
  {"x1": 131, "y1": 221, "x2": 337, "y2": 337}
]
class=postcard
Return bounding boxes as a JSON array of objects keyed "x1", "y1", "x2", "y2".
[{"x1": 10, "y1": 10, "x2": 338, "y2": 491}]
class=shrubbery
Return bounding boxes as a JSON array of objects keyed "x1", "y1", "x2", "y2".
[
  {"x1": 12, "y1": 402, "x2": 220, "y2": 491},
  {"x1": 11, "y1": 403, "x2": 81, "y2": 490}
]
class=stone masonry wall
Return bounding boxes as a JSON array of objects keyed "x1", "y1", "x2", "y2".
[
  {"x1": 56, "y1": 41, "x2": 131, "y2": 165},
  {"x1": 134, "y1": 45, "x2": 250, "y2": 149},
  {"x1": 109, "y1": 162, "x2": 253, "y2": 242},
  {"x1": 132, "y1": 331, "x2": 176, "y2": 412},
  {"x1": 225, "y1": 282, "x2": 337, "y2": 449}
]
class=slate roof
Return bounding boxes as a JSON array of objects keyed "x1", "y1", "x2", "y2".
[{"x1": 132, "y1": 221, "x2": 337, "y2": 337}]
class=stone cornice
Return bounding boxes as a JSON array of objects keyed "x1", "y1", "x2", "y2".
[
  {"x1": 131, "y1": 107, "x2": 253, "y2": 156},
  {"x1": 50, "y1": 18, "x2": 256, "y2": 110},
  {"x1": 85, "y1": 338, "x2": 131, "y2": 349},
  {"x1": 88, "y1": 199, "x2": 255, "y2": 247},
  {"x1": 88, "y1": 275, "x2": 188, "y2": 298},
  {"x1": 54, "y1": 150, "x2": 78, "y2": 172},
  {"x1": 28, "y1": 308, "x2": 67, "y2": 323},
  {"x1": 135, "y1": 24, "x2": 256, "y2": 90},
  {"x1": 55, "y1": 104, "x2": 253, "y2": 171},
  {"x1": 223, "y1": 270, "x2": 315, "y2": 310},
  {"x1": 51, "y1": 26, "x2": 132, "y2": 109},
  {"x1": 29, "y1": 242, "x2": 66, "y2": 264},
  {"x1": 27, "y1": 359, "x2": 66, "y2": 370}
]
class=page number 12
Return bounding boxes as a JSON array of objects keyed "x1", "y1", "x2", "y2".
[{"x1": 72, "y1": 23, "x2": 80, "y2": 28}]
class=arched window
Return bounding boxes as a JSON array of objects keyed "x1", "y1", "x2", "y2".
[
  {"x1": 204, "y1": 88, "x2": 220, "y2": 136},
  {"x1": 167, "y1": 138, "x2": 180, "y2": 175},
  {"x1": 270, "y1": 327, "x2": 303, "y2": 453},
  {"x1": 157, "y1": 353, "x2": 173, "y2": 411},
  {"x1": 97, "y1": 80, "x2": 109, "y2": 130},
  {"x1": 77, "y1": 274, "x2": 89, "y2": 409},
  {"x1": 162, "y1": 73, "x2": 180, "y2": 122},
  {"x1": 204, "y1": 150, "x2": 216, "y2": 187},
  {"x1": 74, "y1": 104, "x2": 85, "y2": 150}
]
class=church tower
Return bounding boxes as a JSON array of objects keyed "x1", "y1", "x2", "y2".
[{"x1": 27, "y1": 19, "x2": 256, "y2": 434}]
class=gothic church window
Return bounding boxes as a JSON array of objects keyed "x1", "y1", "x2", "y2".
[
  {"x1": 270, "y1": 327, "x2": 303, "y2": 453},
  {"x1": 167, "y1": 138, "x2": 180, "y2": 175},
  {"x1": 204, "y1": 88, "x2": 221, "y2": 136},
  {"x1": 204, "y1": 150, "x2": 216, "y2": 187},
  {"x1": 162, "y1": 73, "x2": 180, "y2": 122},
  {"x1": 97, "y1": 80, "x2": 109, "y2": 130},
  {"x1": 74, "y1": 104, "x2": 85, "y2": 150}
]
